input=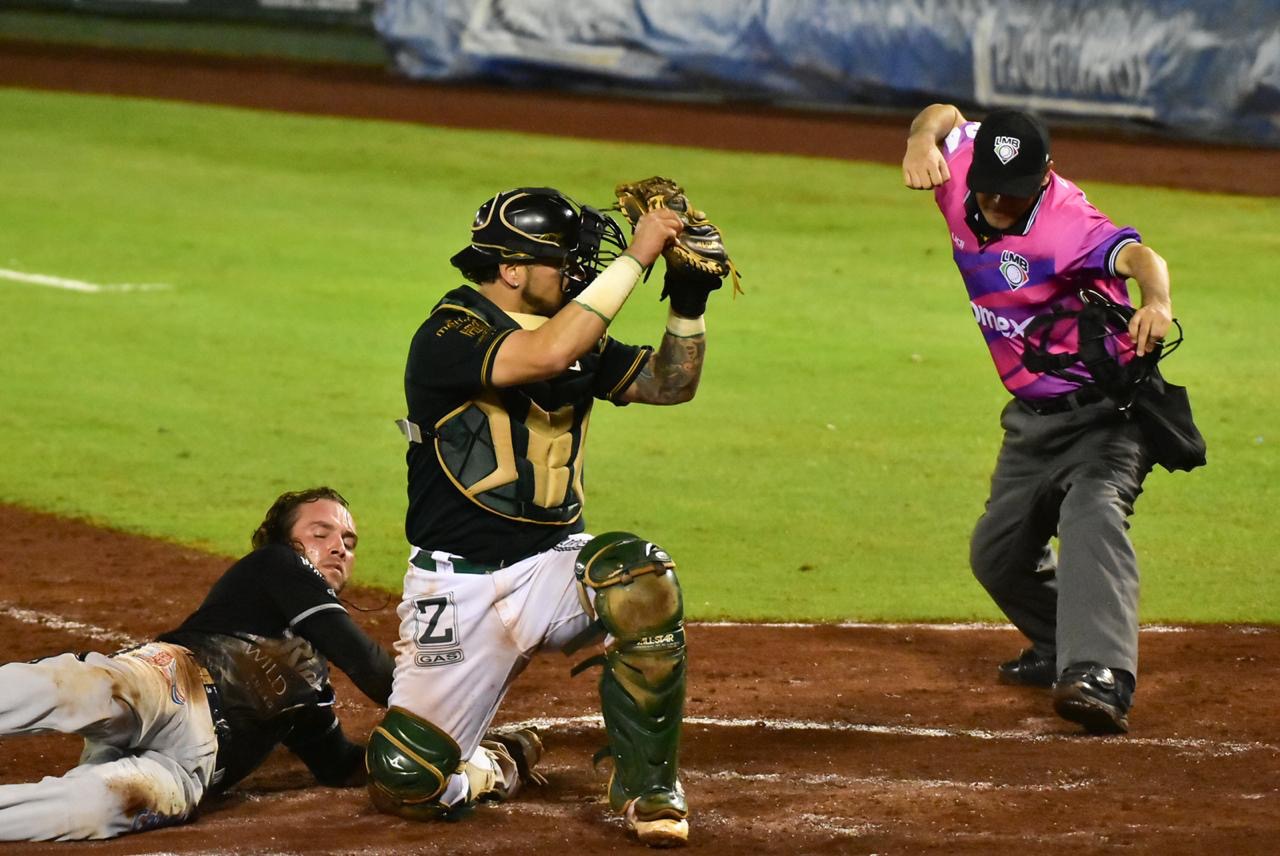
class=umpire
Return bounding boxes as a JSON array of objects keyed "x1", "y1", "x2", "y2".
[
  {"x1": 902, "y1": 105, "x2": 1179, "y2": 734},
  {"x1": 0, "y1": 487, "x2": 394, "y2": 840}
]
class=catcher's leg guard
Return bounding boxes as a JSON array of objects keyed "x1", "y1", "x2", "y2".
[
  {"x1": 574, "y1": 532, "x2": 688, "y2": 846},
  {"x1": 366, "y1": 706, "x2": 463, "y2": 821}
]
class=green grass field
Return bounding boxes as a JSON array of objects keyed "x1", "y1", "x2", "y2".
[{"x1": 1, "y1": 88, "x2": 1276, "y2": 622}]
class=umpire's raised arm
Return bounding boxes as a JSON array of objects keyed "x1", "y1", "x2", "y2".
[{"x1": 903, "y1": 103, "x2": 968, "y2": 190}]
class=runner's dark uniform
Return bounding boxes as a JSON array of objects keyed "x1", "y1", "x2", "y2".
[{"x1": 160, "y1": 543, "x2": 393, "y2": 793}]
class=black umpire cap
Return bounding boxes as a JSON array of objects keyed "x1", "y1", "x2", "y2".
[{"x1": 968, "y1": 109, "x2": 1052, "y2": 197}]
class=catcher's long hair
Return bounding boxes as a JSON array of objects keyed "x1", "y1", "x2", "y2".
[{"x1": 251, "y1": 486, "x2": 349, "y2": 550}]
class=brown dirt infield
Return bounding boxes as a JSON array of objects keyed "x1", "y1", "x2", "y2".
[
  {"x1": 2, "y1": 504, "x2": 1279, "y2": 855},
  {"x1": 2, "y1": 41, "x2": 1278, "y2": 856}
]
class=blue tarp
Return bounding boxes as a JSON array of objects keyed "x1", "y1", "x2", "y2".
[{"x1": 375, "y1": 0, "x2": 1280, "y2": 146}]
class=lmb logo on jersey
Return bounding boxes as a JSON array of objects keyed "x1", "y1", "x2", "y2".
[{"x1": 999, "y1": 250, "x2": 1030, "y2": 289}]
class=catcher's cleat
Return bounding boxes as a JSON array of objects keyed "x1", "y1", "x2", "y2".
[
  {"x1": 997, "y1": 648, "x2": 1057, "y2": 688},
  {"x1": 610, "y1": 775, "x2": 688, "y2": 848},
  {"x1": 1052, "y1": 663, "x2": 1133, "y2": 735},
  {"x1": 623, "y1": 796, "x2": 689, "y2": 848},
  {"x1": 481, "y1": 727, "x2": 548, "y2": 790}
]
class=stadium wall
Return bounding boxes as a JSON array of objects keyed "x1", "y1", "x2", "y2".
[{"x1": 5, "y1": 0, "x2": 1278, "y2": 147}]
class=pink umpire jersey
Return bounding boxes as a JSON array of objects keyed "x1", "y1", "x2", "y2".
[{"x1": 935, "y1": 121, "x2": 1142, "y2": 400}]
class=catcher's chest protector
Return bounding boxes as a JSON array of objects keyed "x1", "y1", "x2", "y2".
[{"x1": 430, "y1": 300, "x2": 604, "y2": 525}]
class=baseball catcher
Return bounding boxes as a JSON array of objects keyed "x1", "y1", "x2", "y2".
[{"x1": 368, "y1": 181, "x2": 735, "y2": 847}]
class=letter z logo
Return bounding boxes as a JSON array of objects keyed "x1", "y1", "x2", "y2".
[
  {"x1": 413, "y1": 594, "x2": 458, "y2": 647},
  {"x1": 412, "y1": 594, "x2": 464, "y2": 666}
]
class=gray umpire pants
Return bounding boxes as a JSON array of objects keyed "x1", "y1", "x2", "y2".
[{"x1": 970, "y1": 396, "x2": 1152, "y2": 680}]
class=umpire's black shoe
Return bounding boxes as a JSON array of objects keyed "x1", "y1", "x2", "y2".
[
  {"x1": 997, "y1": 648, "x2": 1057, "y2": 688},
  {"x1": 1052, "y1": 663, "x2": 1134, "y2": 735}
]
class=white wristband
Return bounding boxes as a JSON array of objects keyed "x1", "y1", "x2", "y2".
[
  {"x1": 572, "y1": 254, "x2": 644, "y2": 324},
  {"x1": 665, "y1": 309, "x2": 706, "y2": 338}
]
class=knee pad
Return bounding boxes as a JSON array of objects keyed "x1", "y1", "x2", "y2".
[
  {"x1": 574, "y1": 533, "x2": 686, "y2": 810},
  {"x1": 365, "y1": 707, "x2": 462, "y2": 821},
  {"x1": 576, "y1": 531, "x2": 684, "y2": 647}
]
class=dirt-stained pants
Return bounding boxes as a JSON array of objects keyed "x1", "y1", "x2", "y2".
[{"x1": 0, "y1": 644, "x2": 217, "y2": 840}]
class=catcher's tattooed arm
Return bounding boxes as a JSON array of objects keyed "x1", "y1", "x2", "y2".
[
  {"x1": 489, "y1": 208, "x2": 681, "y2": 387},
  {"x1": 621, "y1": 327, "x2": 705, "y2": 405}
]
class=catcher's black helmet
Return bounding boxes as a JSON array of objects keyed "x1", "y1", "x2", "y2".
[{"x1": 450, "y1": 187, "x2": 626, "y2": 297}]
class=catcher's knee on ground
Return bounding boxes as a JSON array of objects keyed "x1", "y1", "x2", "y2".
[
  {"x1": 574, "y1": 533, "x2": 687, "y2": 820},
  {"x1": 366, "y1": 707, "x2": 469, "y2": 821},
  {"x1": 365, "y1": 708, "x2": 528, "y2": 820}
]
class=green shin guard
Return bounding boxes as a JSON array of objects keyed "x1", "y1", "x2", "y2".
[
  {"x1": 366, "y1": 706, "x2": 463, "y2": 821},
  {"x1": 601, "y1": 646, "x2": 687, "y2": 814},
  {"x1": 575, "y1": 532, "x2": 688, "y2": 816}
]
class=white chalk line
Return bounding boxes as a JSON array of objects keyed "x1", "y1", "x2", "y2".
[
  {"x1": 0, "y1": 267, "x2": 172, "y2": 293},
  {"x1": 0, "y1": 602, "x2": 140, "y2": 648},
  {"x1": 792, "y1": 814, "x2": 882, "y2": 837},
  {"x1": 2, "y1": 602, "x2": 1266, "y2": 638},
  {"x1": 501, "y1": 714, "x2": 1276, "y2": 758},
  {"x1": 683, "y1": 769, "x2": 1095, "y2": 793},
  {"x1": 3, "y1": 602, "x2": 1275, "y2": 759},
  {"x1": 694, "y1": 620, "x2": 1275, "y2": 634}
]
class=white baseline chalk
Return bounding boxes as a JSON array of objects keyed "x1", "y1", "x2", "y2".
[
  {"x1": 0, "y1": 267, "x2": 171, "y2": 293},
  {"x1": 501, "y1": 714, "x2": 1275, "y2": 758},
  {"x1": 0, "y1": 602, "x2": 140, "y2": 648}
]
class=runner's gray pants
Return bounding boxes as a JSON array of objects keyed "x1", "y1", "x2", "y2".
[{"x1": 0, "y1": 646, "x2": 215, "y2": 840}]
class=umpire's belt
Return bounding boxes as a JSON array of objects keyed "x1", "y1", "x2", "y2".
[
  {"x1": 1023, "y1": 385, "x2": 1106, "y2": 415},
  {"x1": 410, "y1": 549, "x2": 510, "y2": 575}
]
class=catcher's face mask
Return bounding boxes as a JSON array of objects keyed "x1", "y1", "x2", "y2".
[
  {"x1": 559, "y1": 205, "x2": 627, "y2": 300},
  {"x1": 1022, "y1": 289, "x2": 1182, "y2": 407}
]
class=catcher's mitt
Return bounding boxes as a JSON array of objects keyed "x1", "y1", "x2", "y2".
[{"x1": 613, "y1": 177, "x2": 743, "y2": 304}]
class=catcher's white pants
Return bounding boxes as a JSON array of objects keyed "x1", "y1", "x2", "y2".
[
  {"x1": 0, "y1": 644, "x2": 217, "y2": 840},
  {"x1": 388, "y1": 534, "x2": 595, "y2": 807}
]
